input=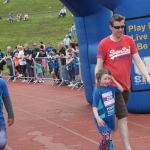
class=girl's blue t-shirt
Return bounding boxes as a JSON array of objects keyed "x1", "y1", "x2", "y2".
[
  {"x1": 73, "y1": 56, "x2": 79, "y2": 69},
  {"x1": 66, "y1": 54, "x2": 73, "y2": 67},
  {"x1": 0, "y1": 78, "x2": 10, "y2": 125},
  {"x1": 49, "y1": 54, "x2": 59, "y2": 69},
  {"x1": 47, "y1": 56, "x2": 54, "y2": 68},
  {"x1": 52, "y1": 54, "x2": 59, "y2": 68},
  {"x1": 92, "y1": 86, "x2": 120, "y2": 132}
]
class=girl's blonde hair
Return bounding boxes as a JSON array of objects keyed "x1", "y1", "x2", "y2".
[
  {"x1": 96, "y1": 68, "x2": 111, "y2": 91},
  {"x1": 18, "y1": 45, "x2": 23, "y2": 50},
  {"x1": 66, "y1": 48, "x2": 73, "y2": 53},
  {"x1": 73, "y1": 51, "x2": 79, "y2": 56}
]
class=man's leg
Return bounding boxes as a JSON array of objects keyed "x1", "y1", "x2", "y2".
[
  {"x1": 118, "y1": 117, "x2": 131, "y2": 150},
  {"x1": 115, "y1": 91, "x2": 131, "y2": 150},
  {"x1": 9, "y1": 66, "x2": 14, "y2": 80}
]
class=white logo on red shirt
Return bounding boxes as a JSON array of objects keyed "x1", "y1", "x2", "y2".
[{"x1": 109, "y1": 46, "x2": 131, "y2": 60}]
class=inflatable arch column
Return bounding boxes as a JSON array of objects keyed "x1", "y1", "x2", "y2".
[{"x1": 60, "y1": 0, "x2": 150, "y2": 113}]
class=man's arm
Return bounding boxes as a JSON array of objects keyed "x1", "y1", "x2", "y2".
[
  {"x1": 132, "y1": 53, "x2": 150, "y2": 83},
  {"x1": 23, "y1": 50, "x2": 31, "y2": 59},
  {"x1": 5, "y1": 52, "x2": 13, "y2": 59},
  {"x1": 5, "y1": 55, "x2": 12, "y2": 59},
  {"x1": 35, "y1": 52, "x2": 40, "y2": 58},
  {"x1": 23, "y1": 54, "x2": 29, "y2": 59},
  {"x1": 95, "y1": 58, "x2": 104, "y2": 76}
]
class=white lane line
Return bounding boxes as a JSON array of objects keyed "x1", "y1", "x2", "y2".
[
  {"x1": 128, "y1": 121, "x2": 150, "y2": 130},
  {"x1": 67, "y1": 144, "x2": 82, "y2": 147},
  {"x1": 6, "y1": 145, "x2": 13, "y2": 150},
  {"x1": 10, "y1": 89, "x2": 84, "y2": 101},
  {"x1": 89, "y1": 130, "x2": 97, "y2": 132},
  {"x1": 15, "y1": 107, "x2": 99, "y2": 145},
  {"x1": 12, "y1": 92, "x2": 91, "y2": 112},
  {"x1": 8, "y1": 84, "x2": 84, "y2": 95},
  {"x1": 114, "y1": 135, "x2": 150, "y2": 142},
  {"x1": 128, "y1": 114, "x2": 150, "y2": 118},
  {"x1": 113, "y1": 122, "x2": 150, "y2": 142},
  {"x1": 10, "y1": 89, "x2": 84, "y2": 96},
  {"x1": 11, "y1": 94, "x2": 150, "y2": 130}
]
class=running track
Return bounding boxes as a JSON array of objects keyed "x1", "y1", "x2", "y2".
[{"x1": 4, "y1": 80, "x2": 150, "y2": 150}]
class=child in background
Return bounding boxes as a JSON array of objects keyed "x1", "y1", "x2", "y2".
[
  {"x1": 32, "y1": 61, "x2": 43, "y2": 83},
  {"x1": 58, "y1": 7, "x2": 66, "y2": 18},
  {"x1": 68, "y1": 28, "x2": 72, "y2": 40},
  {"x1": 92, "y1": 68, "x2": 124, "y2": 150},
  {"x1": 75, "y1": 43, "x2": 79, "y2": 53},
  {"x1": 72, "y1": 51, "x2": 79, "y2": 82},
  {"x1": 17, "y1": 12, "x2": 22, "y2": 22},
  {"x1": 66, "y1": 48, "x2": 74, "y2": 86},
  {"x1": 13, "y1": 52, "x2": 20, "y2": 79},
  {"x1": 3, "y1": 0, "x2": 10, "y2": 4},
  {"x1": 51, "y1": 49, "x2": 60, "y2": 80},
  {"x1": 38, "y1": 44, "x2": 47, "y2": 77},
  {"x1": 47, "y1": 52, "x2": 53, "y2": 75},
  {"x1": 24, "y1": 13, "x2": 28, "y2": 21}
]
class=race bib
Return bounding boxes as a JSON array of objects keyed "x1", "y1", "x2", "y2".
[{"x1": 102, "y1": 91, "x2": 115, "y2": 116}]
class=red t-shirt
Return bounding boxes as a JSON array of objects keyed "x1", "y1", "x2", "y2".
[{"x1": 97, "y1": 35, "x2": 138, "y2": 90}]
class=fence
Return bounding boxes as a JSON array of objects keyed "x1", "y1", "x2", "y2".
[{"x1": 1, "y1": 57, "x2": 84, "y2": 91}]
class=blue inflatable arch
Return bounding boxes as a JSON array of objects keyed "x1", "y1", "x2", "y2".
[{"x1": 60, "y1": 0, "x2": 150, "y2": 113}]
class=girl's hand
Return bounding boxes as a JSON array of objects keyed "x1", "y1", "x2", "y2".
[
  {"x1": 111, "y1": 75, "x2": 115, "y2": 81},
  {"x1": 97, "y1": 118, "x2": 105, "y2": 127}
]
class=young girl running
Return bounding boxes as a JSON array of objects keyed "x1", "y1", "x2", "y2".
[{"x1": 92, "y1": 68, "x2": 124, "y2": 150}]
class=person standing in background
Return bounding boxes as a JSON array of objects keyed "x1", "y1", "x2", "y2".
[{"x1": 64, "y1": 35, "x2": 71, "y2": 49}]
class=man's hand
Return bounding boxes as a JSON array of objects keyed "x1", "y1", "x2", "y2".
[
  {"x1": 147, "y1": 77, "x2": 150, "y2": 84},
  {"x1": 7, "y1": 119, "x2": 14, "y2": 126}
]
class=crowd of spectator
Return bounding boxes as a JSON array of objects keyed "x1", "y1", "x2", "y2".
[
  {"x1": 0, "y1": 3, "x2": 80, "y2": 87},
  {"x1": 0, "y1": 41, "x2": 82, "y2": 88}
]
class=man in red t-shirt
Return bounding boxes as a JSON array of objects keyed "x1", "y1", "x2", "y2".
[{"x1": 95, "y1": 14, "x2": 150, "y2": 150}]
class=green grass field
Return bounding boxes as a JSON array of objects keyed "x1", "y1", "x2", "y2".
[{"x1": 0, "y1": 0, "x2": 75, "y2": 52}]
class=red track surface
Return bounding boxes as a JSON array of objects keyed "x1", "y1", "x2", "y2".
[{"x1": 4, "y1": 80, "x2": 150, "y2": 150}]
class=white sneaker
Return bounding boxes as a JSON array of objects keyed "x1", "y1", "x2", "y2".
[
  {"x1": 12, "y1": 79, "x2": 16, "y2": 82},
  {"x1": 33, "y1": 80, "x2": 39, "y2": 83},
  {"x1": 22, "y1": 80, "x2": 28, "y2": 82},
  {"x1": 75, "y1": 84, "x2": 78, "y2": 88},
  {"x1": 68, "y1": 83, "x2": 74, "y2": 87},
  {"x1": 18, "y1": 74, "x2": 23, "y2": 77}
]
